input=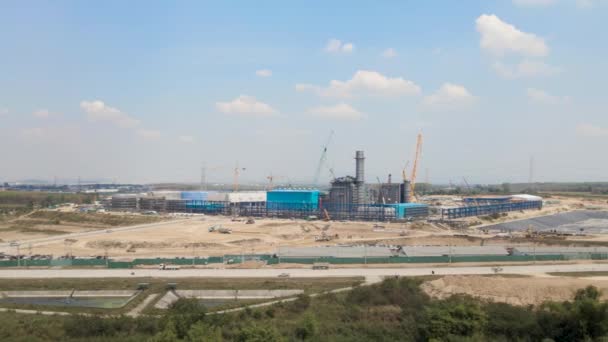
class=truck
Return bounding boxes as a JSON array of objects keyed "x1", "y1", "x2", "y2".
[{"x1": 159, "y1": 263, "x2": 180, "y2": 270}]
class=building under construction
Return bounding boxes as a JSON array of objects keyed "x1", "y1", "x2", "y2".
[{"x1": 108, "y1": 149, "x2": 429, "y2": 221}]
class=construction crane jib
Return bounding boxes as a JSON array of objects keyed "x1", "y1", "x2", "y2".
[{"x1": 313, "y1": 130, "x2": 334, "y2": 185}]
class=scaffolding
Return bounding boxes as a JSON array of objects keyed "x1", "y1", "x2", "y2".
[{"x1": 442, "y1": 200, "x2": 542, "y2": 219}]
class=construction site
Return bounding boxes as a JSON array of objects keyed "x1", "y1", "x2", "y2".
[{"x1": 2, "y1": 131, "x2": 608, "y2": 265}]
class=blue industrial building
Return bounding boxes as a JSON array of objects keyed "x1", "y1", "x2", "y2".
[
  {"x1": 266, "y1": 189, "x2": 320, "y2": 210},
  {"x1": 386, "y1": 203, "x2": 430, "y2": 219}
]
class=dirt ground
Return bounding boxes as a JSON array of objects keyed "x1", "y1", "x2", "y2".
[
  {"x1": 421, "y1": 274, "x2": 608, "y2": 306},
  {"x1": 2, "y1": 195, "x2": 608, "y2": 258},
  {"x1": 19, "y1": 216, "x2": 439, "y2": 258}
]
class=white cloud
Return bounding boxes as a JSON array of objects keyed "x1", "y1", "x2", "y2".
[
  {"x1": 178, "y1": 135, "x2": 195, "y2": 143},
  {"x1": 80, "y1": 100, "x2": 140, "y2": 128},
  {"x1": 382, "y1": 48, "x2": 397, "y2": 58},
  {"x1": 255, "y1": 69, "x2": 272, "y2": 77},
  {"x1": 493, "y1": 60, "x2": 561, "y2": 79},
  {"x1": 216, "y1": 95, "x2": 278, "y2": 117},
  {"x1": 33, "y1": 109, "x2": 51, "y2": 119},
  {"x1": 0, "y1": 108, "x2": 8, "y2": 116},
  {"x1": 526, "y1": 88, "x2": 570, "y2": 104},
  {"x1": 422, "y1": 83, "x2": 476, "y2": 110},
  {"x1": 296, "y1": 70, "x2": 421, "y2": 98},
  {"x1": 576, "y1": 123, "x2": 608, "y2": 137},
  {"x1": 476, "y1": 14, "x2": 549, "y2": 57},
  {"x1": 136, "y1": 129, "x2": 161, "y2": 140},
  {"x1": 513, "y1": 0, "x2": 556, "y2": 7},
  {"x1": 325, "y1": 39, "x2": 354, "y2": 54},
  {"x1": 307, "y1": 103, "x2": 363, "y2": 121}
]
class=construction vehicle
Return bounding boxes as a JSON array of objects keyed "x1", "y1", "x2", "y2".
[
  {"x1": 218, "y1": 227, "x2": 232, "y2": 234},
  {"x1": 159, "y1": 263, "x2": 180, "y2": 271},
  {"x1": 314, "y1": 232, "x2": 333, "y2": 242}
]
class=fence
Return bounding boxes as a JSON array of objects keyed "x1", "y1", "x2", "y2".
[{"x1": 2, "y1": 252, "x2": 606, "y2": 269}]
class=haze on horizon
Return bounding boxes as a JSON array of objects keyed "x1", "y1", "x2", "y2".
[{"x1": 1, "y1": 1, "x2": 607, "y2": 185}]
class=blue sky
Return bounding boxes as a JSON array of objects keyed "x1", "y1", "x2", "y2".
[{"x1": 1, "y1": 0, "x2": 607, "y2": 185}]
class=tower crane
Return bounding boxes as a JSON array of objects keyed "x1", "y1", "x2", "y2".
[
  {"x1": 233, "y1": 162, "x2": 246, "y2": 192},
  {"x1": 313, "y1": 130, "x2": 334, "y2": 186},
  {"x1": 408, "y1": 132, "x2": 423, "y2": 202},
  {"x1": 266, "y1": 173, "x2": 286, "y2": 190}
]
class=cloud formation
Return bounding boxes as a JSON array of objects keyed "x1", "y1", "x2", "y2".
[
  {"x1": 296, "y1": 70, "x2": 421, "y2": 98},
  {"x1": 80, "y1": 100, "x2": 140, "y2": 128},
  {"x1": 493, "y1": 60, "x2": 561, "y2": 79},
  {"x1": 0, "y1": 108, "x2": 8, "y2": 116},
  {"x1": 216, "y1": 95, "x2": 278, "y2": 117},
  {"x1": 476, "y1": 14, "x2": 549, "y2": 57},
  {"x1": 526, "y1": 88, "x2": 570, "y2": 104},
  {"x1": 307, "y1": 103, "x2": 363, "y2": 121},
  {"x1": 325, "y1": 39, "x2": 354, "y2": 53},
  {"x1": 422, "y1": 83, "x2": 476, "y2": 110},
  {"x1": 255, "y1": 69, "x2": 272, "y2": 77}
]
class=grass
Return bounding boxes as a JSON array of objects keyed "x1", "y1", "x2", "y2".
[
  {"x1": 29, "y1": 211, "x2": 163, "y2": 227},
  {"x1": 0, "y1": 277, "x2": 364, "y2": 315},
  {"x1": 547, "y1": 271, "x2": 608, "y2": 277}
]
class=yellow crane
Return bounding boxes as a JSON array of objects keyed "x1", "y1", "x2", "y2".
[
  {"x1": 406, "y1": 132, "x2": 423, "y2": 202},
  {"x1": 233, "y1": 162, "x2": 246, "y2": 192}
]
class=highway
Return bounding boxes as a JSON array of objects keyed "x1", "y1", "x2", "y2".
[{"x1": 1, "y1": 262, "x2": 607, "y2": 281}]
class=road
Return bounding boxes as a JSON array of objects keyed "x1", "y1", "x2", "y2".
[
  {"x1": 0, "y1": 219, "x2": 189, "y2": 250},
  {"x1": 1, "y1": 262, "x2": 607, "y2": 281}
]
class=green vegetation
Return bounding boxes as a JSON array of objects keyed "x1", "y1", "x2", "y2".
[
  {"x1": 1, "y1": 277, "x2": 608, "y2": 341},
  {"x1": 29, "y1": 211, "x2": 163, "y2": 227},
  {"x1": 0, "y1": 191, "x2": 94, "y2": 210},
  {"x1": 0, "y1": 277, "x2": 362, "y2": 315},
  {"x1": 548, "y1": 271, "x2": 608, "y2": 277}
]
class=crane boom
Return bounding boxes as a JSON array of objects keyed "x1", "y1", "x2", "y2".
[
  {"x1": 409, "y1": 132, "x2": 423, "y2": 201},
  {"x1": 313, "y1": 130, "x2": 334, "y2": 185}
]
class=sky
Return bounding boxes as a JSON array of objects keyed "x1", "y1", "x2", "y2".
[{"x1": 1, "y1": 0, "x2": 607, "y2": 185}]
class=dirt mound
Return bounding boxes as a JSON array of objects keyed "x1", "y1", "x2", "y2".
[
  {"x1": 229, "y1": 238, "x2": 263, "y2": 245},
  {"x1": 421, "y1": 275, "x2": 608, "y2": 306}
]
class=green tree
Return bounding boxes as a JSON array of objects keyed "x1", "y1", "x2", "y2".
[
  {"x1": 421, "y1": 297, "x2": 487, "y2": 340},
  {"x1": 187, "y1": 321, "x2": 223, "y2": 342},
  {"x1": 236, "y1": 324, "x2": 283, "y2": 342},
  {"x1": 294, "y1": 313, "x2": 318, "y2": 340},
  {"x1": 167, "y1": 298, "x2": 207, "y2": 339},
  {"x1": 150, "y1": 320, "x2": 179, "y2": 342}
]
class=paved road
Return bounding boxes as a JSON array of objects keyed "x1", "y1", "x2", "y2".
[
  {"x1": 0, "y1": 219, "x2": 189, "y2": 250},
  {"x1": 1, "y1": 263, "x2": 607, "y2": 280}
]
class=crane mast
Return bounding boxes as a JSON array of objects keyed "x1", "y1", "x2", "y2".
[{"x1": 409, "y1": 132, "x2": 423, "y2": 202}]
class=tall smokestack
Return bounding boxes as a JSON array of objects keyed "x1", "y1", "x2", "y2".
[{"x1": 355, "y1": 151, "x2": 365, "y2": 184}]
